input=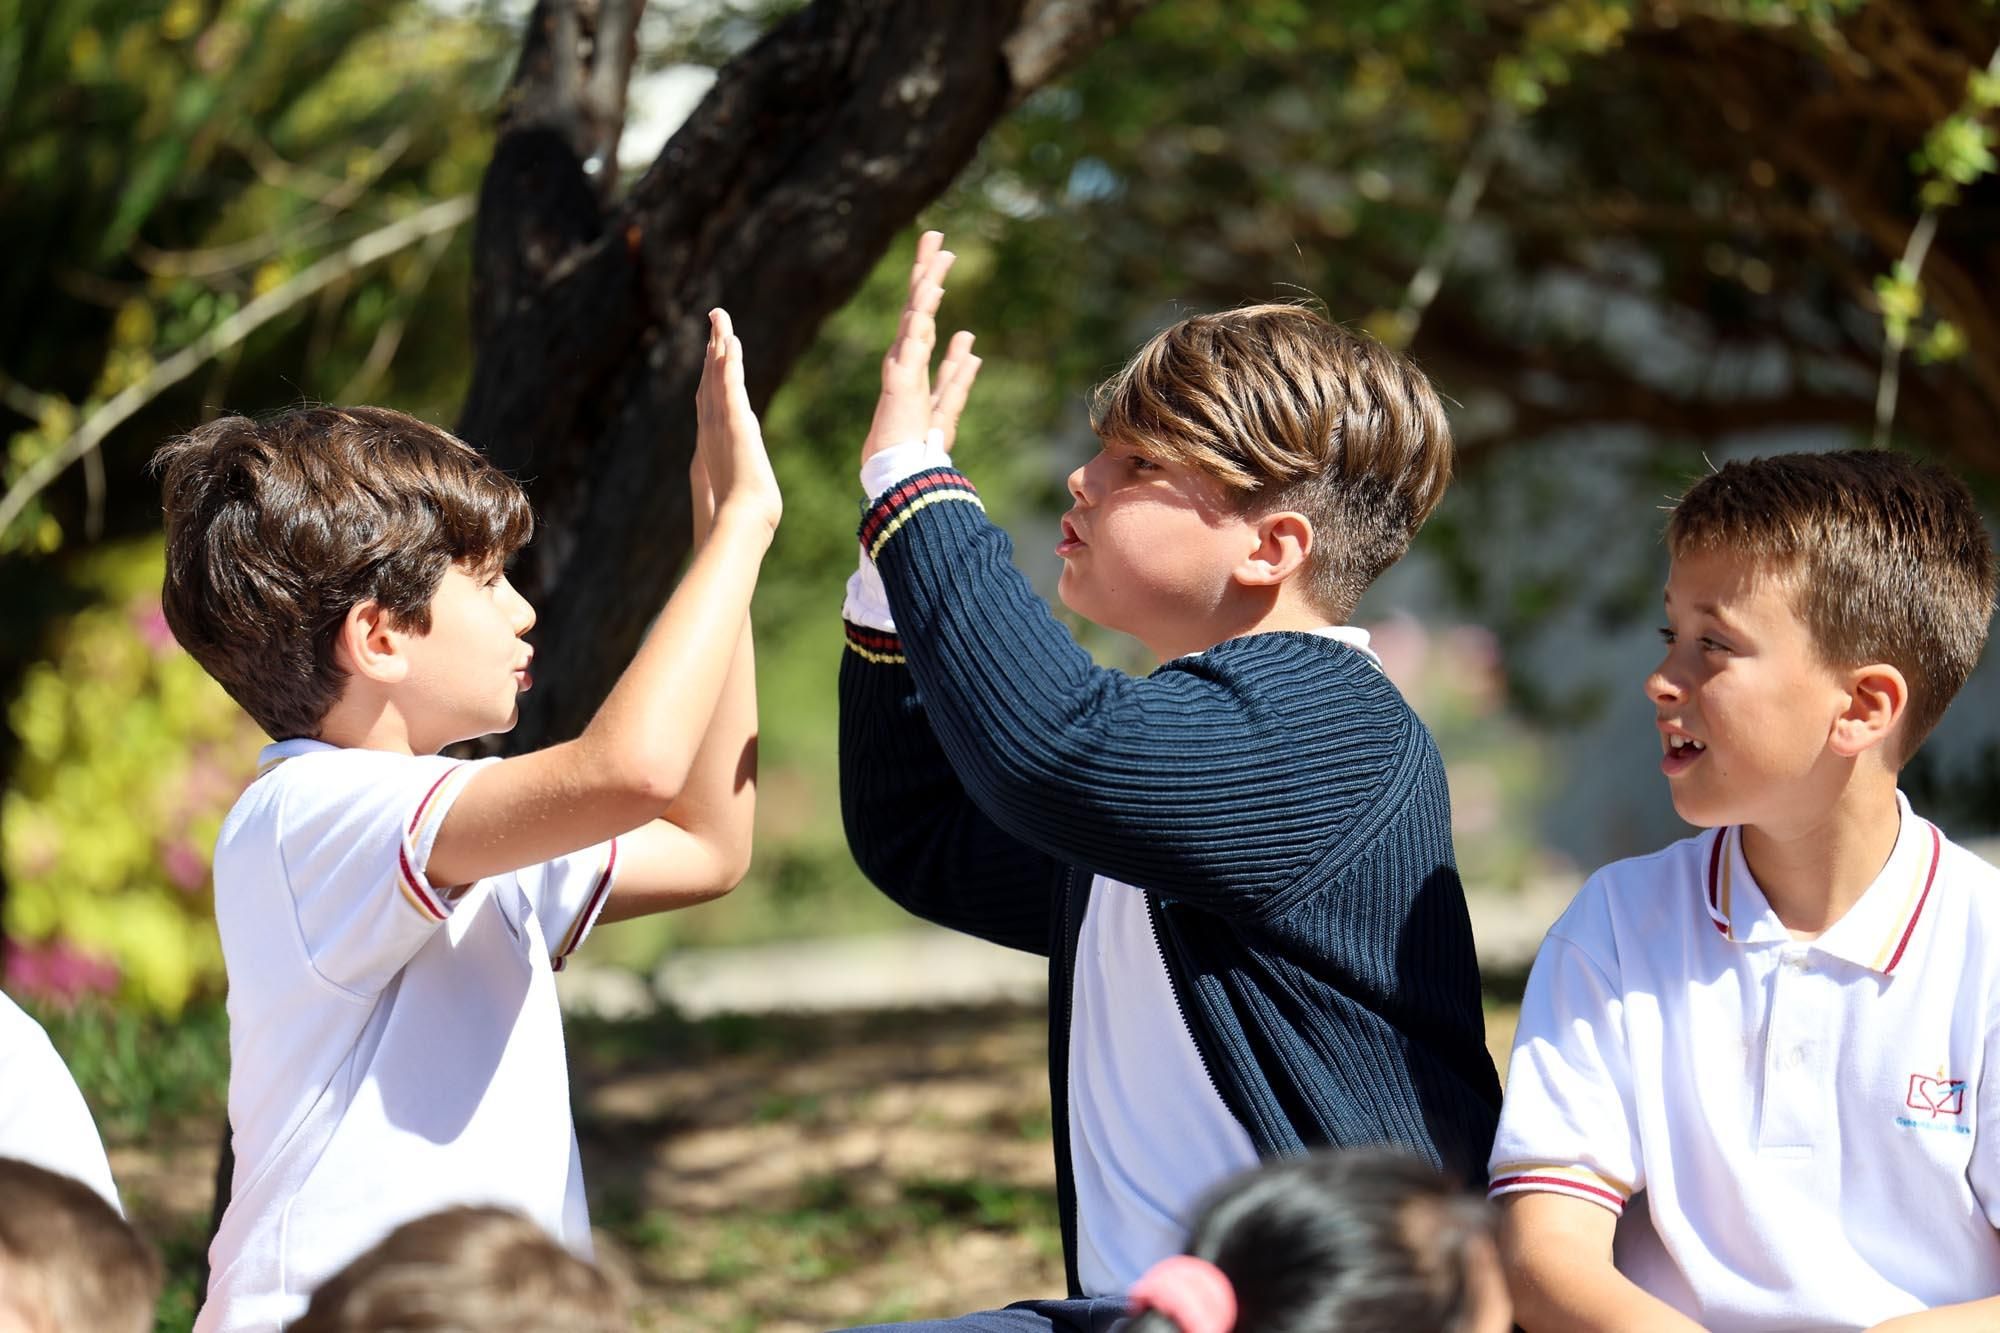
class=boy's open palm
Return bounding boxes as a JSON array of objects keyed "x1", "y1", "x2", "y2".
[
  {"x1": 697, "y1": 308, "x2": 781, "y2": 533},
  {"x1": 861, "y1": 231, "x2": 983, "y2": 467}
]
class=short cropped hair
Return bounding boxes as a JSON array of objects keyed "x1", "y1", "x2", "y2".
[
  {"x1": 1126, "y1": 1149, "x2": 1500, "y2": 1333},
  {"x1": 1092, "y1": 305, "x2": 1453, "y2": 618},
  {"x1": 1667, "y1": 450, "x2": 1996, "y2": 763},
  {"x1": 153, "y1": 406, "x2": 532, "y2": 740},
  {"x1": 0, "y1": 1157, "x2": 162, "y2": 1333},
  {"x1": 291, "y1": 1206, "x2": 627, "y2": 1333}
]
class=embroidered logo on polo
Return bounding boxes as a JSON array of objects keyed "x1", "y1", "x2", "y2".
[
  {"x1": 1897, "y1": 1069, "x2": 1971, "y2": 1135},
  {"x1": 1906, "y1": 1073, "x2": 1966, "y2": 1117}
]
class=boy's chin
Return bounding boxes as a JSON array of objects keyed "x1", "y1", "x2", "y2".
[{"x1": 1665, "y1": 782, "x2": 1734, "y2": 831}]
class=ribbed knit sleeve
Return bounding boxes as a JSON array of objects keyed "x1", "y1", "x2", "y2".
[
  {"x1": 860, "y1": 468, "x2": 1420, "y2": 918},
  {"x1": 837, "y1": 622, "x2": 1061, "y2": 956}
]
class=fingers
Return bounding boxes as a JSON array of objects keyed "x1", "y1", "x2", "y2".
[
  {"x1": 909, "y1": 231, "x2": 943, "y2": 297},
  {"x1": 930, "y1": 331, "x2": 981, "y2": 452},
  {"x1": 930, "y1": 330, "x2": 975, "y2": 408}
]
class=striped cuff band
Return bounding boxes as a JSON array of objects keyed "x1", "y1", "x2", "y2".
[
  {"x1": 844, "y1": 622, "x2": 906, "y2": 665},
  {"x1": 1488, "y1": 1164, "x2": 1631, "y2": 1216},
  {"x1": 858, "y1": 467, "x2": 983, "y2": 560}
]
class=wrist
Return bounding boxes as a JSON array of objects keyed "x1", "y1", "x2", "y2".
[{"x1": 709, "y1": 500, "x2": 778, "y2": 546}]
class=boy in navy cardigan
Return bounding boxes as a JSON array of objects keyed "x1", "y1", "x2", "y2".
[{"x1": 838, "y1": 234, "x2": 1501, "y2": 1331}]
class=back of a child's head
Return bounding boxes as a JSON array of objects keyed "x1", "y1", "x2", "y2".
[
  {"x1": 1092, "y1": 305, "x2": 1453, "y2": 619},
  {"x1": 1124, "y1": 1150, "x2": 1504, "y2": 1333},
  {"x1": 290, "y1": 1205, "x2": 627, "y2": 1333},
  {"x1": 1667, "y1": 449, "x2": 1996, "y2": 762},
  {"x1": 0, "y1": 1157, "x2": 161, "y2": 1333},
  {"x1": 152, "y1": 406, "x2": 532, "y2": 742}
]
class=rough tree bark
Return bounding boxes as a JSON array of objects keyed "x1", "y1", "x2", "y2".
[{"x1": 461, "y1": 0, "x2": 1155, "y2": 753}]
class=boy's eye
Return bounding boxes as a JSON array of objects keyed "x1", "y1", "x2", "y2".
[
  {"x1": 1657, "y1": 627, "x2": 1675, "y2": 645},
  {"x1": 1127, "y1": 454, "x2": 1159, "y2": 472}
]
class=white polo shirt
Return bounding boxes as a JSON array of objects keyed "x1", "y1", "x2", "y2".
[
  {"x1": 0, "y1": 990, "x2": 122, "y2": 1213},
  {"x1": 1491, "y1": 794, "x2": 2000, "y2": 1330},
  {"x1": 197, "y1": 740, "x2": 617, "y2": 1333}
]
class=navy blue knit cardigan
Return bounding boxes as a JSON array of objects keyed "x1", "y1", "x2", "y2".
[{"x1": 839, "y1": 468, "x2": 1502, "y2": 1295}]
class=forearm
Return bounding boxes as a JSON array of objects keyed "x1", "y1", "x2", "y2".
[
  {"x1": 839, "y1": 632, "x2": 1058, "y2": 954},
  {"x1": 577, "y1": 505, "x2": 772, "y2": 812},
  {"x1": 1498, "y1": 1193, "x2": 1702, "y2": 1333},
  {"x1": 1510, "y1": 1265, "x2": 1702, "y2": 1333},
  {"x1": 656, "y1": 614, "x2": 758, "y2": 881},
  {"x1": 1870, "y1": 1298, "x2": 2000, "y2": 1331}
]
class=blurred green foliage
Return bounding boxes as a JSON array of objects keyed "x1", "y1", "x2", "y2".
[
  {"x1": 3, "y1": 544, "x2": 258, "y2": 1012},
  {"x1": 0, "y1": 0, "x2": 512, "y2": 1004},
  {"x1": 0, "y1": 0, "x2": 511, "y2": 555},
  {"x1": 9, "y1": 0, "x2": 2000, "y2": 1002}
]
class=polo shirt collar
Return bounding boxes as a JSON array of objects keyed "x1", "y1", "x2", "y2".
[
  {"x1": 1300, "y1": 624, "x2": 1384, "y2": 672},
  {"x1": 256, "y1": 736, "x2": 335, "y2": 777},
  {"x1": 1703, "y1": 791, "x2": 1943, "y2": 974}
]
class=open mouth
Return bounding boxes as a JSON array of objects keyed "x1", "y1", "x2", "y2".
[
  {"x1": 1055, "y1": 515, "x2": 1085, "y2": 557},
  {"x1": 1661, "y1": 732, "x2": 1705, "y2": 775}
]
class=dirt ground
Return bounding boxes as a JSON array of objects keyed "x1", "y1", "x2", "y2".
[{"x1": 113, "y1": 1002, "x2": 1519, "y2": 1332}]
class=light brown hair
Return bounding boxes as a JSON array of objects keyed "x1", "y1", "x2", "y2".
[
  {"x1": 1091, "y1": 304, "x2": 1454, "y2": 618},
  {"x1": 290, "y1": 1206, "x2": 627, "y2": 1333},
  {"x1": 0, "y1": 1157, "x2": 162, "y2": 1333},
  {"x1": 1667, "y1": 450, "x2": 1996, "y2": 763},
  {"x1": 153, "y1": 406, "x2": 532, "y2": 740}
]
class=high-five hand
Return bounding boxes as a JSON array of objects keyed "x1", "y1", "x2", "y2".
[
  {"x1": 860, "y1": 231, "x2": 983, "y2": 467},
  {"x1": 695, "y1": 308, "x2": 782, "y2": 535}
]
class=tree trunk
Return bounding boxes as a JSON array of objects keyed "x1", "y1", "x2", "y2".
[{"x1": 461, "y1": 0, "x2": 1153, "y2": 753}]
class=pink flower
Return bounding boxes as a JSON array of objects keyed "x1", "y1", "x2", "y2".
[
  {"x1": 131, "y1": 598, "x2": 177, "y2": 655},
  {"x1": 160, "y1": 840, "x2": 210, "y2": 893},
  {"x1": 3, "y1": 939, "x2": 121, "y2": 1006},
  {"x1": 1364, "y1": 613, "x2": 1430, "y2": 692}
]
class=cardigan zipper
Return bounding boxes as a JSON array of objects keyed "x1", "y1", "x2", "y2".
[{"x1": 1144, "y1": 893, "x2": 1229, "y2": 1106}]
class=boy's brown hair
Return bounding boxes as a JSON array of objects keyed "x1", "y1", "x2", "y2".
[
  {"x1": 153, "y1": 406, "x2": 532, "y2": 741},
  {"x1": 290, "y1": 1206, "x2": 627, "y2": 1333},
  {"x1": 0, "y1": 1157, "x2": 162, "y2": 1333},
  {"x1": 1091, "y1": 304, "x2": 1453, "y2": 618},
  {"x1": 1667, "y1": 449, "x2": 1997, "y2": 763}
]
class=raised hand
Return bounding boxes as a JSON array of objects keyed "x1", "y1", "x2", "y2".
[
  {"x1": 694, "y1": 308, "x2": 782, "y2": 535},
  {"x1": 861, "y1": 231, "x2": 982, "y2": 467}
]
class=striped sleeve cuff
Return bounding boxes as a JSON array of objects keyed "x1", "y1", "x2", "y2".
[
  {"x1": 397, "y1": 762, "x2": 482, "y2": 923},
  {"x1": 844, "y1": 622, "x2": 906, "y2": 666},
  {"x1": 1488, "y1": 1162, "x2": 1633, "y2": 1216},
  {"x1": 858, "y1": 467, "x2": 984, "y2": 561},
  {"x1": 550, "y1": 838, "x2": 618, "y2": 972}
]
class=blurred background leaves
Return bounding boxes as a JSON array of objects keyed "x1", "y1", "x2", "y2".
[{"x1": 6, "y1": 0, "x2": 2000, "y2": 1014}]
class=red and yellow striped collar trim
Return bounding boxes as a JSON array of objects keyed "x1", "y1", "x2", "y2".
[{"x1": 1702, "y1": 818, "x2": 1942, "y2": 975}]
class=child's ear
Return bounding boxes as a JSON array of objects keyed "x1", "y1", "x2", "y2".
[
  {"x1": 1234, "y1": 511, "x2": 1313, "y2": 589},
  {"x1": 1830, "y1": 662, "x2": 1908, "y2": 760},
  {"x1": 334, "y1": 600, "x2": 411, "y2": 684}
]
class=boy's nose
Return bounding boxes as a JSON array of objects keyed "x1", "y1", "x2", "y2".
[
  {"x1": 1643, "y1": 658, "x2": 1682, "y2": 706},
  {"x1": 1066, "y1": 464, "x2": 1088, "y2": 504},
  {"x1": 500, "y1": 578, "x2": 536, "y2": 635}
]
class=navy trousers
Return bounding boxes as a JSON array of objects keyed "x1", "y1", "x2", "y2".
[{"x1": 839, "y1": 1297, "x2": 1131, "y2": 1332}]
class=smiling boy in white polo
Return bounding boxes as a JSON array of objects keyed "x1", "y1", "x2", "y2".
[{"x1": 1491, "y1": 451, "x2": 2000, "y2": 1332}]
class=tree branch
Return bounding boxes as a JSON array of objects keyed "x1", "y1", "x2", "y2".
[
  {"x1": 460, "y1": 0, "x2": 1156, "y2": 750},
  {"x1": 0, "y1": 196, "x2": 475, "y2": 544}
]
